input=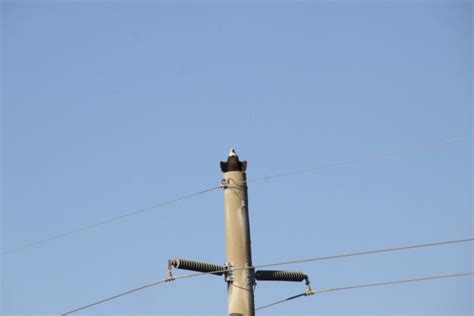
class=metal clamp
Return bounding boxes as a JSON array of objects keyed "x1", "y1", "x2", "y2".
[
  {"x1": 304, "y1": 276, "x2": 314, "y2": 295},
  {"x1": 166, "y1": 264, "x2": 175, "y2": 282},
  {"x1": 224, "y1": 262, "x2": 235, "y2": 282},
  {"x1": 220, "y1": 179, "x2": 229, "y2": 189},
  {"x1": 246, "y1": 263, "x2": 256, "y2": 287}
]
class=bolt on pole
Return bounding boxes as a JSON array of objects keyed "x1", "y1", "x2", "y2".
[{"x1": 222, "y1": 171, "x2": 255, "y2": 316}]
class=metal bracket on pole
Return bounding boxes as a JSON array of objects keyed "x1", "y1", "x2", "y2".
[
  {"x1": 221, "y1": 178, "x2": 245, "y2": 191},
  {"x1": 224, "y1": 262, "x2": 235, "y2": 282},
  {"x1": 246, "y1": 262, "x2": 256, "y2": 288},
  {"x1": 221, "y1": 178, "x2": 234, "y2": 189}
]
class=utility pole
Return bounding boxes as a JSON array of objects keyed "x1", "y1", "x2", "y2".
[
  {"x1": 167, "y1": 149, "x2": 312, "y2": 316},
  {"x1": 222, "y1": 170, "x2": 255, "y2": 316}
]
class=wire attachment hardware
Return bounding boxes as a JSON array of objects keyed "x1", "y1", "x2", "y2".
[
  {"x1": 166, "y1": 264, "x2": 175, "y2": 282},
  {"x1": 224, "y1": 262, "x2": 235, "y2": 282},
  {"x1": 220, "y1": 178, "x2": 229, "y2": 189},
  {"x1": 304, "y1": 276, "x2": 314, "y2": 296},
  {"x1": 246, "y1": 262, "x2": 256, "y2": 288}
]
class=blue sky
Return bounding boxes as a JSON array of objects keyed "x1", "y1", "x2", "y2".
[{"x1": 1, "y1": 0, "x2": 472, "y2": 315}]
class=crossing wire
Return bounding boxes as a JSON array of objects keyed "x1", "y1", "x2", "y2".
[
  {"x1": 3, "y1": 136, "x2": 471, "y2": 256},
  {"x1": 60, "y1": 278, "x2": 170, "y2": 315},
  {"x1": 247, "y1": 136, "x2": 472, "y2": 183},
  {"x1": 60, "y1": 237, "x2": 474, "y2": 315},
  {"x1": 1, "y1": 185, "x2": 222, "y2": 255},
  {"x1": 256, "y1": 272, "x2": 474, "y2": 311},
  {"x1": 61, "y1": 269, "x2": 232, "y2": 315},
  {"x1": 251, "y1": 237, "x2": 474, "y2": 270}
]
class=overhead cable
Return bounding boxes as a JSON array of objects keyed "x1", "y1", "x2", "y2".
[
  {"x1": 4, "y1": 136, "x2": 470, "y2": 255},
  {"x1": 60, "y1": 237, "x2": 473, "y2": 314},
  {"x1": 251, "y1": 237, "x2": 474, "y2": 270},
  {"x1": 2, "y1": 185, "x2": 221, "y2": 255},
  {"x1": 61, "y1": 269, "x2": 222, "y2": 315},
  {"x1": 247, "y1": 136, "x2": 472, "y2": 183},
  {"x1": 256, "y1": 272, "x2": 474, "y2": 311},
  {"x1": 61, "y1": 278, "x2": 170, "y2": 315}
]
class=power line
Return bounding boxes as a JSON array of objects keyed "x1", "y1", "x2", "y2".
[
  {"x1": 314, "y1": 272, "x2": 474, "y2": 294},
  {"x1": 61, "y1": 270, "x2": 221, "y2": 315},
  {"x1": 5, "y1": 135, "x2": 471, "y2": 255},
  {"x1": 247, "y1": 136, "x2": 472, "y2": 183},
  {"x1": 251, "y1": 237, "x2": 474, "y2": 270},
  {"x1": 59, "y1": 237, "x2": 474, "y2": 314},
  {"x1": 256, "y1": 272, "x2": 474, "y2": 311},
  {"x1": 256, "y1": 292, "x2": 309, "y2": 311},
  {"x1": 1, "y1": 185, "x2": 221, "y2": 255},
  {"x1": 61, "y1": 278, "x2": 170, "y2": 316}
]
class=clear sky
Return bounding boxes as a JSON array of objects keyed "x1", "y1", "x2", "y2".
[{"x1": 1, "y1": 0, "x2": 472, "y2": 315}]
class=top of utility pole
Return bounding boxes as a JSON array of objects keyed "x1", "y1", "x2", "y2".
[{"x1": 220, "y1": 148, "x2": 248, "y2": 173}]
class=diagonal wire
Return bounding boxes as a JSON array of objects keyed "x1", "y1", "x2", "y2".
[
  {"x1": 59, "y1": 237, "x2": 474, "y2": 314},
  {"x1": 256, "y1": 292, "x2": 309, "y2": 311},
  {"x1": 256, "y1": 272, "x2": 474, "y2": 311},
  {"x1": 251, "y1": 237, "x2": 474, "y2": 270},
  {"x1": 61, "y1": 270, "x2": 227, "y2": 315},
  {"x1": 60, "y1": 278, "x2": 170, "y2": 315},
  {"x1": 247, "y1": 136, "x2": 472, "y2": 183},
  {"x1": 314, "y1": 272, "x2": 474, "y2": 294},
  {"x1": 4, "y1": 136, "x2": 471, "y2": 255},
  {"x1": 2, "y1": 185, "x2": 221, "y2": 255}
]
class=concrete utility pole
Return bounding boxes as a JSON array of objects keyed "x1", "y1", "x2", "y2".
[
  {"x1": 167, "y1": 149, "x2": 311, "y2": 316},
  {"x1": 222, "y1": 171, "x2": 255, "y2": 316}
]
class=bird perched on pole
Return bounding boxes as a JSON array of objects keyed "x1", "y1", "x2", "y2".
[{"x1": 220, "y1": 148, "x2": 247, "y2": 173}]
